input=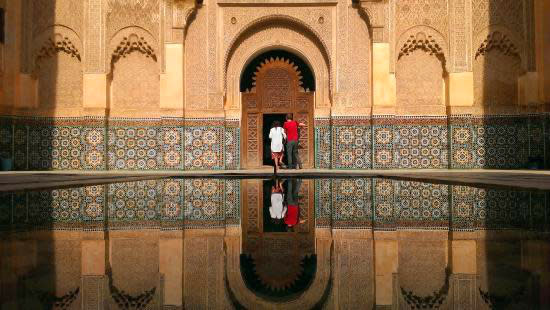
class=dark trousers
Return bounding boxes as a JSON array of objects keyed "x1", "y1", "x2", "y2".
[{"x1": 286, "y1": 140, "x2": 301, "y2": 168}]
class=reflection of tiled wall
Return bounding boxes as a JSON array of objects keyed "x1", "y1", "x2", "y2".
[
  {"x1": 0, "y1": 179, "x2": 241, "y2": 231},
  {"x1": 316, "y1": 178, "x2": 550, "y2": 231}
]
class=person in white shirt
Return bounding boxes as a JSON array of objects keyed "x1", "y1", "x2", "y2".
[
  {"x1": 269, "y1": 179, "x2": 286, "y2": 219},
  {"x1": 268, "y1": 121, "x2": 287, "y2": 171}
]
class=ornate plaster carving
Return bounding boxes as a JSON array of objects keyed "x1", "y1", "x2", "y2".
[
  {"x1": 224, "y1": 15, "x2": 333, "y2": 103},
  {"x1": 106, "y1": 0, "x2": 160, "y2": 42},
  {"x1": 108, "y1": 26, "x2": 158, "y2": 72},
  {"x1": 225, "y1": 22, "x2": 332, "y2": 111},
  {"x1": 32, "y1": 26, "x2": 83, "y2": 73},
  {"x1": 473, "y1": 28, "x2": 522, "y2": 107},
  {"x1": 396, "y1": 25, "x2": 449, "y2": 73},
  {"x1": 32, "y1": 27, "x2": 84, "y2": 110},
  {"x1": 395, "y1": 0, "x2": 449, "y2": 41},
  {"x1": 475, "y1": 31, "x2": 520, "y2": 60}
]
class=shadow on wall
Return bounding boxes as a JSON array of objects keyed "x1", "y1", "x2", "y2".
[
  {"x1": 480, "y1": 1, "x2": 547, "y2": 308},
  {"x1": 474, "y1": 0, "x2": 545, "y2": 170}
]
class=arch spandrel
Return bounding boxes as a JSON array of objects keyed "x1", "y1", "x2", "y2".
[
  {"x1": 395, "y1": 25, "x2": 450, "y2": 74},
  {"x1": 225, "y1": 30, "x2": 331, "y2": 114},
  {"x1": 224, "y1": 16, "x2": 333, "y2": 112},
  {"x1": 107, "y1": 26, "x2": 159, "y2": 74}
]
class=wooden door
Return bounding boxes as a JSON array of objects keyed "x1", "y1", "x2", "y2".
[{"x1": 242, "y1": 57, "x2": 314, "y2": 168}]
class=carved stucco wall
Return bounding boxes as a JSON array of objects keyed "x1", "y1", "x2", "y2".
[
  {"x1": 111, "y1": 238, "x2": 159, "y2": 296},
  {"x1": 184, "y1": 8, "x2": 208, "y2": 110},
  {"x1": 338, "y1": 8, "x2": 371, "y2": 109},
  {"x1": 109, "y1": 28, "x2": 160, "y2": 115},
  {"x1": 107, "y1": 1, "x2": 161, "y2": 115},
  {"x1": 395, "y1": 26, "x2": 448, "y2": 115}
]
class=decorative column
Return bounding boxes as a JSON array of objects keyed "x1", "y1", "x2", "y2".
[
  {"x1": 450, "y1": 234, "x2": 477, "y2": 308},
  {"x1": 364, "y1": 1, "x2": 396, "y2": 114},
  {"x1": 374, "y1": 232, "x2": 398, "y2": 307},
  {"x1": 160, "y1": 0, "x2": 191, "y2": 115},
  {"x1": 448, "y1": 0, "x2": 474, "y2": 109},
  {"x1": 83, "y1": 0, "x2": 108, "y2": 116},
  {"x1": 81, "y1": 232, "x2": 107, "y2": 309},
  {"x1": 13, "y1": 0, "x2": 36, "y2": 110},
  {"x1": 535, "y1": 0, "x2": 550, "y2": 105},
  {"x1": 518, "y1": 0, "x2": 538, "y2": 107},
  {"x1": 160, "y1": 231, "x2": 184, "y2": 308}
]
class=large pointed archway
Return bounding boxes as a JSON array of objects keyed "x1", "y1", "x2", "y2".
[{"x1": 241, "y1": 50, "x2": 315, "y2": 169}]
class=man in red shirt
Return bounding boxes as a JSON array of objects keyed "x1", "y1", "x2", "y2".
[
  {"x1": 284, "y1": 179, "x2": 306, "y2": 229},
  {"x1": 283, "y1": 113, "x2": 306, "y2": 169}
]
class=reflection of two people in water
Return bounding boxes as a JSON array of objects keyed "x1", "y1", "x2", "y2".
[{"x1": 269, "y1": 178, "x2": 306, "y2": 231}]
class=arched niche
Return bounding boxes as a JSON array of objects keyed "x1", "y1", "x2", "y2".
[
  {"x1": 395, "y1": 26, "x2": 449, "y2": 115},
  {"x1": 473, "y1": 26, "x2": 523, "y2": 113},
  {"x1": 31, "y1": 25, "x2": 83, "y2": 112},
  {"x1": 107, "y1": 26, "x2": 160, "y2": 115},
  {"x1": 224, "y1": 16, "x2": 332, "y2": 115}
]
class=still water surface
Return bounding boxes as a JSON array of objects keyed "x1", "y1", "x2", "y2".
[{"x1": 0, "y1": 177, "x2": 549, "y2": 309}]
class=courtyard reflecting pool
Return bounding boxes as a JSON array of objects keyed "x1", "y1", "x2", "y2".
[{"x1": 1, "y1": 177, "x2": 549, "y2": 309}]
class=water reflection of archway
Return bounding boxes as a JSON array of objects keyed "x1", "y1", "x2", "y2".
[{"x1": 224, "y1": 178, "x2": 332, "y2": 309}]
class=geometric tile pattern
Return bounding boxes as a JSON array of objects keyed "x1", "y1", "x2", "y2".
[
  {"x1": 373, "y1": 178, "x2": 396, "y2": 229},
  {"x1": 183, "y1": 179, "x2": 225, "y2": 227},
  {"x1": 0, "y1": 178, "x2": 242, "y2": 231},
  {"x1": 225, "y1": 120, "x2": 240, "y2": 170},
  {"x1": 394, "y1": 124, "x2": 448, "y2": 168},
  {"x1": 107, "y1": 180, "x2": 163, "y2": 227},
  {"x1": 331, "y1": 117, "x2": 372, "y2": 169},
  {"x1": 330, "y1": 178, "x2": 372, "y2": 227},
  {"x1": 314, "y1": 178, "x2": 332, "y2": 227},
  {"x1": 394, "y1": 181, "x2": 449, "y2": 228},
  {"x1": 0, "y1": 114, "x2": 548, "y2": 171},
  {"x1": 0, "y1": 117, "x2": 12, "y2": 159},
  {"x1": 184, "y1": 125, "x2": 224, "y2": 170},
  {"x1": 108, "y1": 124, "x2": 164, "y2": 170},
  {"x1": 224, "y1": 179, "x2": 240, "y2": 225},
  {"x1": 316, "y1": 178, "x2": 550, "y2": 231},
  {"x1": 1, "y1": 178, "x2": 549, "y2": 232},
  {"x1": 470, "y1": 116, "x2": 528, "y2": 169},
  {"x1": 314, "y1": 118, "x2": 331, "y2": 168}
]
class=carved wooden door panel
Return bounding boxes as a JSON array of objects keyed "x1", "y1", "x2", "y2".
[{"x1": 242, "y1": 57, "x2": 314, "y2": 168}]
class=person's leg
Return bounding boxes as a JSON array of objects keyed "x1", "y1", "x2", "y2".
[
  {"x1": 292, "y1": 141, "x2": 302, "y2": 169},
  {"x1": 286, "y1": 142, "x2": 294, "y2": 168}
]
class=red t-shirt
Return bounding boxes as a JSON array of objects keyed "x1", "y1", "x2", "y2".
[
  {"x1": 285, "y1": 205, "x2": 299, "y2": 226},
  {"x1": 283, "y1": 120, "x2": 299, "y2": 141}
]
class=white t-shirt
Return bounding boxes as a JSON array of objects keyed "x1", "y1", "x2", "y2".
[
  {"x1": 269, "y1": 193, "x2": 287, "y2": 219},
  {"x1": 269, "y1": 127, "x2": 287, "y2": 152}
]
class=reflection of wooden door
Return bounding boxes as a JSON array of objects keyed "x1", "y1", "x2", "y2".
[{"x1": 243, "y1": 57, "x2": 314, "y2": 168}]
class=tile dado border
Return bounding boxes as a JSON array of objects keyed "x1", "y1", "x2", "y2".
[
  {"x1": 0, "y1": 114, "x2": 548, "y2": 170},
  {"x1": 0, "y1": 116, "x2": 241, "y2": 171},
  {"x1": 314, "y1": 114, "x2": 549, "y2": 170}
]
